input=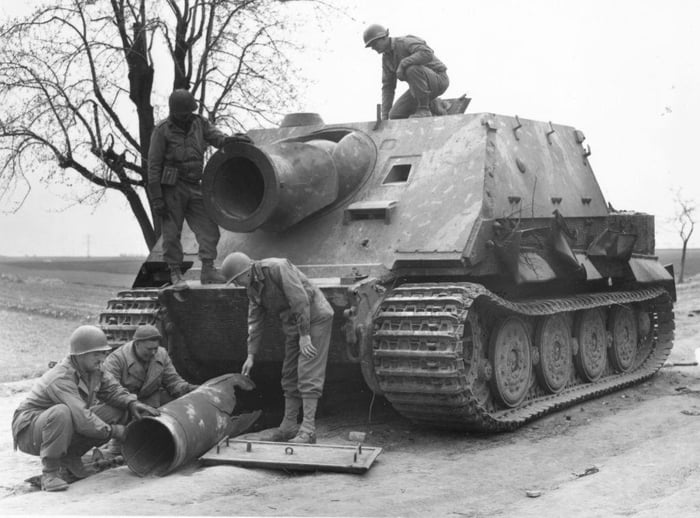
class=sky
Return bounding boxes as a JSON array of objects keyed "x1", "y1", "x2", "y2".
[{"x1": 0, "y1": 0, "x2": 698, "y2": 256}]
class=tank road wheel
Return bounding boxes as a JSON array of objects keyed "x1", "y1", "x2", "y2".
[
  {"x1": 535, "y1": 314, "x2": 573, "y2": 393},
  {"x1": 609, "y1": 305, "x2": 638, "y2": 372},
  {"x1": 489, "y1": 316, "x2": 532, "y2": 408},
  {"x1": 574, "y1": 308, "x2": 607, "y2": 382}
]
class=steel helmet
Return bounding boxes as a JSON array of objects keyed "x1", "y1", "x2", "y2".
[
  {"x1": 69, "y1": 325, "x2": 111, "y2": 355},
  {"x1": 132, "y1": 324, "x2": 161, "y2": 343},
  {"x1": 363, "y1": 24, "x2": 389, "y2": 47},
  {"x1": 221, "y1": 252, "x2": 253, "y2": 283},
  {"x1": 168, "y1": 89, "x2": 197, "y2": 115}
]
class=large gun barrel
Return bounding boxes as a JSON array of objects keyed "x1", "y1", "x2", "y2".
[{"x1": 202, "y1": 130, "x2": 376, "y2": 233}]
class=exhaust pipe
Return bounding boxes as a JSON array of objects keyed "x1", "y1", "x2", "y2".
[{"x1": 122, "y1": 373, "x2": 254, "y2": 476}]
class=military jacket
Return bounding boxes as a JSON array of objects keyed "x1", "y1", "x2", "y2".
[
  {"x1": 245, "y1": 258, "x2": 334, "y2": 355},
  {"x1": 147, "y1": 114, "x2": 227, "y2": 199},
  {"x1": 12, "y1": 356, "x2": 137, "y2": 446},
  {"x1": 103, "y1": 341, "x2": 196, "y2": 407},
  {"x1": 381, "y1": 35, "x2": 448, "y2": 119}
]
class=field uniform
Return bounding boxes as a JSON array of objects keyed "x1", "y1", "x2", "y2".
[
  {"x1": 147, "y1": 115, "x2": 227, "y2": 268},
  {"x1": 381, "y1": 35, "x2": 449, "y2": 119},
  {"x1": 103, "y1": 341, "x2": 197, "y2": 407},
  {"x1": 12, "y1": 357, "x2": 135, "y2": 459},
  {"x1": 245, "y1": 258, "x2": 334, "y2": 400}
]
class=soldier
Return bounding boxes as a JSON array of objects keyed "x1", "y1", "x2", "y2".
[
  {"x1": 148, "y1": 89, "x2": 253, "y2": 290},
  {"x1": 221, "y1": 252, "x2": 334, "y2": 444},
  {"x1": 11, "y1": 325, "x2": 159, "y2": 492},
  {"x1": 103, "y1": 324, "x2": 198, "y2": 408},
  {"x1": 363, "y1": 24, "x2": 449, "y2": 119}
]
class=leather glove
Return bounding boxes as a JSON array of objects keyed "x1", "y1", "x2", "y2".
[
  {"x1": 110, "y1": 424, "x2": 127, "y2": 442},
  {"x1": 152, "y1": 197, "x2": 168, "y2": 217},
  {"x1": 224, "y1": 133, "x2": 253, "y2": 146},
  {"x1": 129, "y1": 401, "x2": 160, "y2": 420}
]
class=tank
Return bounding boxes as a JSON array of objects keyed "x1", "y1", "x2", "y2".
[{"x1": 100, "y1": 108, "x2": 676, "y2": 432}]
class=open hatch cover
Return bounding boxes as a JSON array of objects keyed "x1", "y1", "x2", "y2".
[{"x1": 201, "y1": 439, "x2": 382, "y2": 474}]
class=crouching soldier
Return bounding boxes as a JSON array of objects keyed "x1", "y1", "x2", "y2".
[
  {"x1": 222, "y1": 252, "x2": 334, "y2": 444},
  {"x1": 11, "y1": 325, "x2": 159, "y2": 492},
  {"x1": 104, "y1": 324, "x2": 198, "y2": 408}
]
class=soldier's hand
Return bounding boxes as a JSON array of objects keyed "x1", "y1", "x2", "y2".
[
  {"x1": 241, "y1": 355, "x2": 255, "y2": 377},
  {"x1": 110, "y1": 424, "x2": 127, "y2": 442},
  {"x1": 299, "y1": 334, "x2": 317, "y2": 358},
  {"x1": 152, "y1": 197, "x2": 168, "y2": 217},
  {"x1": 396, "y1": 63, "x2": 407, "y2": 81},
  {"x1": 129, "y1": 401, "x2": 160, "y2": 420},
  {"x1": 224, "y1": 133, "x2": 253, "y2": 146}
]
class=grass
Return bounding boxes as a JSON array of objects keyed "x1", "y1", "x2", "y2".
[{"x1": 0, "y1": 260, "x2": 133, "y2": 383}]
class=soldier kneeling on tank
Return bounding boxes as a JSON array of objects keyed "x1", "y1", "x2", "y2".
[
  {"x1": 222, "y1": 252, "x2": 334, "y2": 444},
  {"x1": 11, "y1": 326, "x2": 159, "y2": 491}
]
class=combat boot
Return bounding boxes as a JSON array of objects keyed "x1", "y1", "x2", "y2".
[
  {"x1": 289, "y1": 397, "x2": 318, "y2": 444},
  {"x1": 41, "y1": 457, "x2": 69, "y2": 492},
  {"x1": 200, "y1": 260, "x2": 226, "y2": 284},
  {"x1": 169, "y1": 265, "x2": 188, "y2": 291},
  {"x1": 258, "y1": 397, "x2": 300, "y2": 442},
  {"x1": 430, "y1": 98, "x2": 448, "y2": 116},
  {"x1": 98, "y1": 438, "x2": 123, "y2": 461},
  {"x1": 60, "y1": 452, "x2": 95, "y2": 480},
  {"x1": 409, "y1": 106, "x2": 432, "y2": 118}
]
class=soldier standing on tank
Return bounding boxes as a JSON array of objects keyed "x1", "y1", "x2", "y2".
[
  {"x1": 221, "y1": 252, "x2": 334, "y2": 444},
  {"x1": 148, "y1": 89, "x2": 253, "y2": 290},
  {"x1": 11, "y1": 325, "x2": 159, "y2": 492},
  {"x1": 363, "y1": 24, "x2": 449, "y2": 119}
]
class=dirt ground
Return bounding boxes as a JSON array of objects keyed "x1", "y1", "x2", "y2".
[{"x1": 1, "y1": 279, "x2": 699, "y2": 517}]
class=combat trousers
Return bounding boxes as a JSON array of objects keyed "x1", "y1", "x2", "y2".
[
  {"x1": 161, "y1": 180, "x2": 220, "y2": 266},
  {"x1": 389, "y1": 65, "x2": 449, "y2": 120},
  {"x1": 280, "y1": 312, "x2": 334, "y2": 400},
  {"x1": 15, "y1": 403, "x2": 129, "y2": 459}
]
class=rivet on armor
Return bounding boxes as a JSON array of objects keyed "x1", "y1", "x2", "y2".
[{"x1": 516, "y1": 157, "x2": 527, "y2": 173}]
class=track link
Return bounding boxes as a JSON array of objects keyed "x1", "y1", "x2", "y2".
[
  {"x1": 98, "y1": 289, "x2": 162, "y2": 347},
  {"x1": 372, "y1": 283, "x2": 674, "y2": 432}
]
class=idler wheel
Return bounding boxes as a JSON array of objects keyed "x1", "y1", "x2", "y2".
[
  {"x1": 535, "y1": 314, "x2": 573, "y2": 393},
  {"x1": 489, "y1": 316, "x2": 532, "y2": 408},
  {"x1": 609, "y1": 305, "x2": 638, "y2": 372},
  {"x1": 574, "y1": 308, "x2": 607, "y2": 382}
]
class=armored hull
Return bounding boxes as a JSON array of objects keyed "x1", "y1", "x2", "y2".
[{"x1": 100, "y1": 111, "x2": 675, "y2": 431}]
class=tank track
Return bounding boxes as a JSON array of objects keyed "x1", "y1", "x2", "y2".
[
  {"x1": 372, "y1": 283, "x2": 674, "y2": 432},
  {"x1": 98, "y1": 289, "x2": 162, "y2": 347}
]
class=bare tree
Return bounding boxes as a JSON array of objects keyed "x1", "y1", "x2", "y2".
[
  {"x1": 0, "y1": 0, "x2": 326, "y2": 249},
  {"x1": 673, "y1": 190, "x2": 696, "y2": 283}
]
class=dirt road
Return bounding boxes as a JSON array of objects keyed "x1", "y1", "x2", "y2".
[{"x1": 1, "y1": 279, "x2": 699, "y2": 517}]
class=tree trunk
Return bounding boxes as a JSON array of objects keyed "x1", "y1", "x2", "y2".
[
  {"x1": 121, "y1": 186, "x2": 157, "y2": 250},
  {"x1": 679, "y1": 240, "x2": 688, "y2": 283}
]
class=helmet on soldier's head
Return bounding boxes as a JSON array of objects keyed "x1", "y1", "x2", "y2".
[
  {"x1": 132, "y1": 324, "x2": 161, "y2": 343},
  {"x1": 363, "y1": 24, "x2": 389, "y2": 47},
  {"x1": 221, "y1": 252, "x2": 253, "y2": 283},
  {"x1": 69, "y1": 325, "x2": 111, "y2": 356},
  {"x1": 168, "y1": 89, "x2": 197, "y2": 116}
]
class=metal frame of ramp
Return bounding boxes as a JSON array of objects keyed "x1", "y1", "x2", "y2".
[{"x1": 201, "y1": 439, "x2": 382, "y2": 474}]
